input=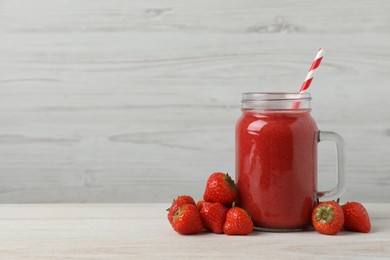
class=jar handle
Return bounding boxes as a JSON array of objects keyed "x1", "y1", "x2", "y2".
[{"x1": 318, "y1": 131, "x2": 346, "y2": 199}]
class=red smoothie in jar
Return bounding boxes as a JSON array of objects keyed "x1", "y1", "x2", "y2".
[{"x1": 235, "y1": 93, "x2": 318, "y2": 230}]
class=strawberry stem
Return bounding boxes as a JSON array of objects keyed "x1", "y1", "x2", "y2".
[{"x1": 315, "y1": 204, "x2": 335, "y2": 224}]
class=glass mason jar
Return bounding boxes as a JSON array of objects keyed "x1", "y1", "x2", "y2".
[{"x1": 235, "y1": 92, "x2": 345, "y2": 231}]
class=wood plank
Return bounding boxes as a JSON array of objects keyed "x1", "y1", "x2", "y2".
[
  {"x1": 0, "y1": 0, "x2": 389, "y2": 202},
  {"x1": 0, "y1": 204, "x2": 388, "y2": 259}
]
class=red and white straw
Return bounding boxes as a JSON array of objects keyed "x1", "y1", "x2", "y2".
[
  {"x1": 292, "y1": 48, "x2": 324, "y2": 109},
  {"x1": 299, "y1": 48, "x2": 324, "y2": 93}
]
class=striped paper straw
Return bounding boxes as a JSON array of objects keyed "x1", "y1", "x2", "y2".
[
  {"x1": 299, "y1": 48, "x2": 324, "y2": 92},
  {"x1": 292, "y1": 49, "x2": 324, "y2": 109}
]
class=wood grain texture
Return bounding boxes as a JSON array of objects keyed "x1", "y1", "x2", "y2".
[
  {"x1": 0, "y1": 203, "x2": 389, "y2": 259},
  {"x1": 0, "y1": 0, "x2": 389, "y2": 202}
]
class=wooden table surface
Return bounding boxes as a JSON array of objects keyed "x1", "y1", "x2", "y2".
[{"x1": 0, "y1": 203, "x2": 389, "y2": 259}]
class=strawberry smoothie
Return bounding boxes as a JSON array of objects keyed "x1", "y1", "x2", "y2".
[{"x1": 236, "y1": 93, "x2": 319, "y2": 230}]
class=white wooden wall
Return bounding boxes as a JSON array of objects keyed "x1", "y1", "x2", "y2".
[{"x1": 0, "y1": 0, "x2": 389, "y2": 203}]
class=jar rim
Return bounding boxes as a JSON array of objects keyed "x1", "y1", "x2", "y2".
[{"x1": 242, "y1": 92, "x2": 311, "y2": 102}]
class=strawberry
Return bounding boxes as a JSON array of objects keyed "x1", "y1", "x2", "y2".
[
  {"x1": 196, "y1": 199, "x2": 206, "y2": 211},
  {"x1": 223, "y1": 207, "x2": 253, "y2": 235},
  {"x1": 200, "y1": 202, "x2": 229, "y2": 234},
  {"x1": 342, "y1": 202, "x2": 371, "y2": 233},
  {"x1": 167, "y1": 195, "x2": 196, "y2": 225},
  {"x1": 203, "y1": 172, "x2": 237, "y2": 206},
  {"x1": 172, "y1": 204, "x2": 203, "y2": 235},
  {"x1": 312, "y1": 201, "x2": 344, "y2": 235}
]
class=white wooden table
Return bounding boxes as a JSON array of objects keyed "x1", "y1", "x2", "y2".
[{"x1": 0, "y1": 204, "x2": 389, "y2": 259}]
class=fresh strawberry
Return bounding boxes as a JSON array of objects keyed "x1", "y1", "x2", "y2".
[
  {"x1": 200, "y1": 202, "x2": 229, "y2": 234},
  {"x1": 196, "y1": 199, "x2": 206, "y2": 211},
  {"x1": 312, "y1": 201, "x2": 344, "y2": 235},
  {"x1": 342, "y1": 202, "x2": 371, "y2": 233},
  {"x1": 203, "y1": 172, "x2": 237, "y2": 206},
  {"x1": 223, "y1": 207, "x2": 253, "y2": 235},
  {"x1": 172, "y1": 204, "x2": 203, "y2": 235},
  {"x1": 167, "y1": 195, "x2": 196, "y2": 225}
]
